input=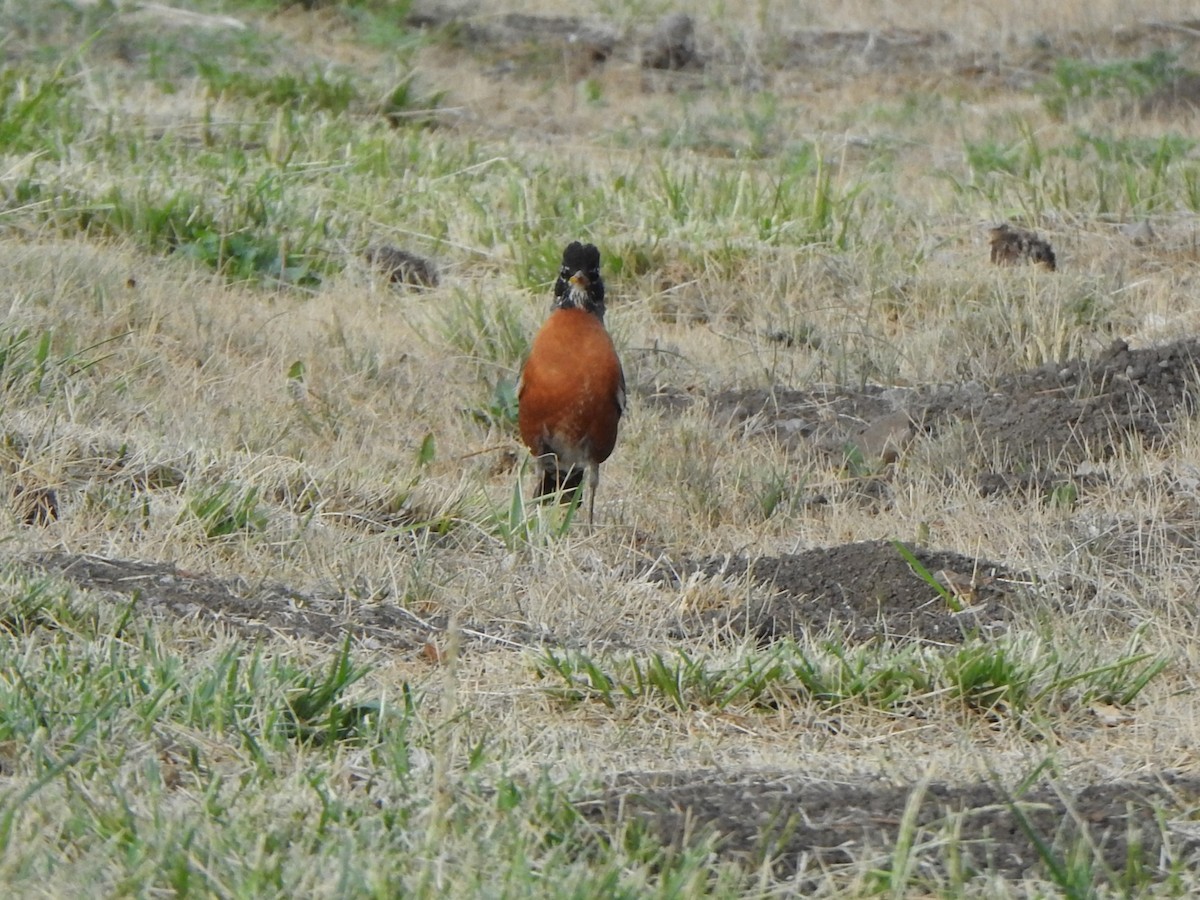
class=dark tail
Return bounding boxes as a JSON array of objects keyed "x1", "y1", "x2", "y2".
[{"x1": 537, "y1": 465, "x2": 584, "y2": 504}]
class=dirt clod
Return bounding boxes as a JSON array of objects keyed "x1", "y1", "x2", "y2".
[
  {"x1": 989, "y1": 223, "x2": 1057, "y2": 271},
  {"x1": 365, "y1": 245, "x2": 439, "y2": 288}
]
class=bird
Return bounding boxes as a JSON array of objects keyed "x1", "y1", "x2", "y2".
[{"x1": 517, "y1": 241, "x2": 625, "y2": 526}]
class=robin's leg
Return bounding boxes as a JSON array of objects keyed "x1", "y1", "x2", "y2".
[
  {"x1": 536, "y1": 452, "x2": 560, "y2": 500},
  {"x1": 586, "y1": 463, "x2": 600, "y2": 527}
]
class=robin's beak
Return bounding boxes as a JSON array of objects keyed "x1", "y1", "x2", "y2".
[{"x1": 569, "y1": 272, "x2": 590, "y2": 290}]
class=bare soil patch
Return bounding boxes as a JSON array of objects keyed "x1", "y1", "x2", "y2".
[
  {"x1": 705, "y1": 337, "x2": 1200, "y2": 476},
  {"x1": 578, "y1": 769, "x2": 1200, "y2": 885},
  {"x1": 29, "y1": 552, "x2": 535, "y2": 652}
]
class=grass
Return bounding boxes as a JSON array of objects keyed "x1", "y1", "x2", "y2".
[
  {"x1": 0, "y1": 571, "x2": 728, "y2": 895},
  {"x1": 533, "y1": 635, "x2": 1166, "y2": 721},
  {"x1": 1039, "y1": 50, "x2": 1193, "y2": 119},
  {"x1": 1, "y1": 0, "x2": 1200, "y2": 894}
]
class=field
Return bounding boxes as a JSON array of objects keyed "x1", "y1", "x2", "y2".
[{"x1": 5, "y1": 0, "x2": 1200, "y2": 895}]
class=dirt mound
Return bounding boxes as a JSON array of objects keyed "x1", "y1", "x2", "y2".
[
  {"x1": 919, "y1": 337, "x2": 1200, "y2": 464},
  {"x1": 579, "y1": 769, "x2": 1200, "y2": 886},
  {"x1": 706, "y1": 338, "x2": 1200, "y2": 473},
  {"x1": 666, "y1": 540, "x2": 1025, "y2": 643}
]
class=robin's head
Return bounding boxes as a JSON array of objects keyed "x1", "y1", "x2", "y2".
[{"x1": 553, "y1": 241, "x2": 605, "y2": 319}]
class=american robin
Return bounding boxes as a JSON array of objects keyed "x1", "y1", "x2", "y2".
[{"x1": 517, "y1": 241, "x2": 625, "y2": 525}]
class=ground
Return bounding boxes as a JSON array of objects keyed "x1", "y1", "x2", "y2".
[
  {"x1": 26, "y1": 332, "x2": 1200, "y2": 884},
  {"x1": 5, "y1": 0, "x2": 1200, "y2": 893}
]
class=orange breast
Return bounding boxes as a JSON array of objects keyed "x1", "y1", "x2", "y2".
[{"x1": 518, "y1": 308, "x2": 624, "y2": 466}]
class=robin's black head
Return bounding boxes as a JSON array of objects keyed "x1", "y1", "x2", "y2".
[{"x1": 553, "y1": 241, "x2": 605, "y2": 320}]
